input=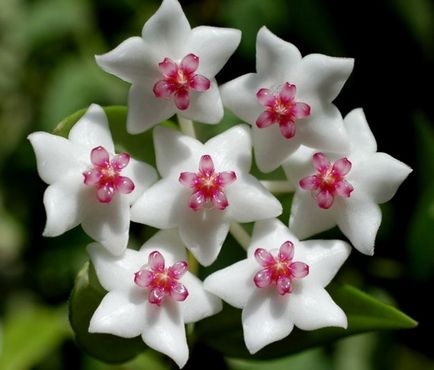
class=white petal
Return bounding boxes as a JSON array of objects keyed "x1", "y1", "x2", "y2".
[
  {"x1": 121, "y1": 158, "x2": 158, "y2": 204},
  {"x1": 226, "y1": 175, "x2": 282, "y2": 222},
  {"x1": 187, "y1": 26, "x2": 241, "y2": 78},
  {"x1": 141, "y1": 0, "x2": 191, "y2": 59},
  {"x1": 242, "y1": 290, "x2": 293, "y2": 354},
  {"x1": 282, "y1": 145, "x2": 317, "y2": 187},
  {"x1": 350, "y1": 152, "x2": 412, "y2": 204},
  {"x1": 28, "y1": 132, "x2": 84, "y2": 184},
  {"x1": 288, "y1": 286, "x2": 347, "y2": 330},
  {"x1": 335, "y1": 194, "x2": 382, "y2": 255},
  {"x1": 344, "y1": 108, "x2": 377, "y2": 155},
  {"x1": 296, "y1": 53, "x2": 354, "y2": 102},
  {"x1": 81, "y1": 194, "x2": 130, "y2": 256},
  {"x1": 179, "y1": 210, "x2": 230, "y2": 266},
  {"x1": 127, "y1": 83, "x2": 175, "y2": 134},
  {"x1": 297, "y1": 103, "x2": 349, "y2": 154},
  {"x1": 139, "y1": 229, "x2": 187, "y2": 264},
  {"x1": 256, "y1": 26, "x2": 302, "y2": 80},
  {"x1": 153, "y1": 125, "x2": 203, "y2": 177},
  {"x1": 181, "y1": 273, "x2": 222, "y2": 323},
  {"x1": 289, "y1": 191, "x2": 338, "y2": 240},
  {"x1": 89, "y1": 291, "x2": 146, "y2": 338},
  {"x1": 179, "y1": 80, "x2": 224, "y2": 124},
  {"x1": 68, "y1": 104, "x2": 115, "y2": 153},
  {"x1": 42, "y1": 174, "x2": 84, "y2": 236},
  {"x1": 253, "y1": 124, "x2": 302, "y2": 173},
  {"x1": 204, "y1": 259, "x2": 257, "y2": 309},
  {"x1": 249, "y1": 218, "x2": 299, "y2": 257},
  {"x1": 95, "y1": 37, "x2": 159, "y2": 84},
  {"x1": 87, "y1": 244, "x2": 144, "y2": 291},
  {"x1": 296, "y1": 240, "x2": 351, "y2": 287},
  {"x1": 205, "y1": 124, "x2": 252, "y2": 173},
  {"x1": 142, "y1": 301, "x2": 188, "y2": 368},
  {"x1": 220, "y1": 73, "x2": 265, "y2": 125},
  {"x1": 131, "y1": 178, "x2": 185, "y2": 229}
]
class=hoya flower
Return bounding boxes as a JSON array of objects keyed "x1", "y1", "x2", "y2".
[
  {"x1": 95, "y1": 0, "x2": 241, "y2": 134},
  {"x1": 221, "y1": 26, "x2": 353, "y2": 173},
  {"x1": 204, "y1": 218, "x2": 350, "y2": 354},
  {"x1": 283, "y1": 108, "x2": 412, "y2": 255},
  {"x1": 28, "y1": 104, "x2": 157, "y2": 255},
  {"x1": 88, "y1": 229, "x2": 222, "y2": 368},
  {"x1": 130, "y1": 125, "x2": 282, "y2": 266}
]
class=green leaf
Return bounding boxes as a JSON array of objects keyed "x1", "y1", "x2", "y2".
[
  {"x1": 83, "y1": 350, "x2": 171, "y2": 370},
  {"x1": 227, "y1": 349, "x2": 332, "y2": 370},
  {"x1": 69, "y1": 261, "x2": 146, "y2": 363},
  {"x1": 0, "y1": 303, "x2": 69, "y2": 370},
  {"x1": 41, "y1": 60, "x2": 128, "y2": 130},
  {"x1": 408, "y1": 116, "x2": 434, "y2": 280},
  {"x1": 196, "y1": 284, "x2": 417, "y2": 359},
  {"x1": 53, "y1": 105, "x2": 176, "y2": 168},
  {"x1": 22, "y1": 0, "x2": 89, "y2": 47}
]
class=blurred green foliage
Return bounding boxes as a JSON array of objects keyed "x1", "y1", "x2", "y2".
[{"x1": 0, "y1": 0, "x2": 432, "y2": 369}]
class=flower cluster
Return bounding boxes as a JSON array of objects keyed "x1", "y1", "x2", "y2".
[{"x1": 28, "y1": 0, "x2": 411, "y2": 368}]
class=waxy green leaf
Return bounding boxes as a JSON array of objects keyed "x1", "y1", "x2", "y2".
[
  {"x1": 196, "y1": 284, "x2": 416, "y2": 359},
  {"x1": 69, "y1": 262, "x2": 146, "y2": 363},
  {"x1": 53, "y1": 105, "x2": 176, "y2": 168},
  {"x1": 0, "y1": 303, "x2": 69, "y2": 370}
]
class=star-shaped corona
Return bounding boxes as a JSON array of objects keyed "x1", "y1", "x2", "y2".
[
  {"x1": 134, "y1": 251, "x2": 189, "y2": 306},
  {"x1": 153, "y1": 54, "x2": 211, "y2": 110},
  {"x1": 256, "y1": 83, "x2": 311, "y2": 139},
  {"x1": 253, "y1": 241, "x2": 309, "y2": 295},
  {"x1": 83, "y1": 146, "x2": 134, "y2": 203},
  {"x1": 179, "y1": 154, "x2": 236, "y2": 211}
]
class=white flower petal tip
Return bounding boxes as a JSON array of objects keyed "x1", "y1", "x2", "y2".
[
  {"x1": 28, "y1": 104, "x2": 157, "y2": 255},
  {"x1": 89, "y1": 231, "x2": 218, "y2": 367},
  {"x1": 285, "y1": 108, "x2": 411, "y2": 255},
  {"x1": 131, "y1": 125, "x2": 281, "y2": 266},
  {"x1": 204, "y1": 218, "x2": 350, "y2": 352},
  {"x1": 96, "y1": 0, "x2": 240, "y2": 134},
  {"x1": 221, "y1": 27, "x2": 352, "y2": 173}
]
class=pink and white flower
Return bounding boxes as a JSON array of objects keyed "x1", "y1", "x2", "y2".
[
  {"x1": 88, "y1": 230, "x2": 221, "y2": 368},
  {"x1": 283, "y1": 108, "x2": 412, "y2": 255},
  {"x1": 221, "y1": 26, "x2": 353, "y2": 173},
  {"x1": 204, "y1": 218, "x2": 350, "y2": 354},
  {"x1": 28, "y1": 104, "x2": 157, "y2": 256},
  {"x1": 130, "y1": 125, "x2": 282, "y2": 266},
  {"x1": 95, "y1": 0, "x2": 241, "y2": 134}
]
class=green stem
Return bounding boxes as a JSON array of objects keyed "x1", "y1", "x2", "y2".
[
  {"x1": 177, "y1": 115, "x2": 196, "y2": 138},
  {"x1": 230, "y1": 223, "x2": 251, "y2": 250},
  {"x1": 187, "y1": 251, "x2": 200, "y2": 276},
  {"x1": 260, "y1": 180, "x2": 293, "y2": 194}
]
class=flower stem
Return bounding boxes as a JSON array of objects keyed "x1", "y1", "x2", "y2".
[
  {"x1": 177, "y1": 115, "x2": 196, "y2": 138},
  {"x1": 188, "y1": 251, "x2": 200, "y2": 276},
  {"x1": 230, "y1": 223, "x2": 251, "y2": 250},
  {"x1": 260, "y1": 180, "x2": 293, "y2": 194}
]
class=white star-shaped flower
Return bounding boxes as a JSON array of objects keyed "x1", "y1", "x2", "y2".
[
  {"x1": 130, "y1": 124, "x2": 282, "y2": 266},
  {"x1": 204, "y1": 218, "x2": 350, "y2": 354},
  {"x1": 283, "y1": 108, "x2": 412, "y2": 255},
  {"x1": 95, "y1": 0, "x2": 241, "y2": 134},
  {"x1": 28, "y1": 104, "x2": 158, "y2": 255},
  {"x1": 88, "y1": 229, "x2": 222, "y2": 368},
  {"x1": 221, "y1": 26, "x2": 354, "y2": 173}
]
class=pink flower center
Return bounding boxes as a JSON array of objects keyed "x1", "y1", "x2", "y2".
[
  {"x1": 299, "y1": 152, "x2": 354, "y2": 209},
  {"x1": 253, "y1": 241, "x2": 309, "y2": 295},
  {"x1": 134, "y1": 251, "x2": 189, "y2": 306},
  {"x1": 82, "y1": 146, "x2": 134, "y2": 203},
  {"x1": 153, "y1": 53, "x2": 211, "y2": 111},
  {"x1": 179, "y1": 154, "x2": 237, "y2": 211},
  {"x1": 256, "y1": 82, "x2": 311, "y2": 139}
]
